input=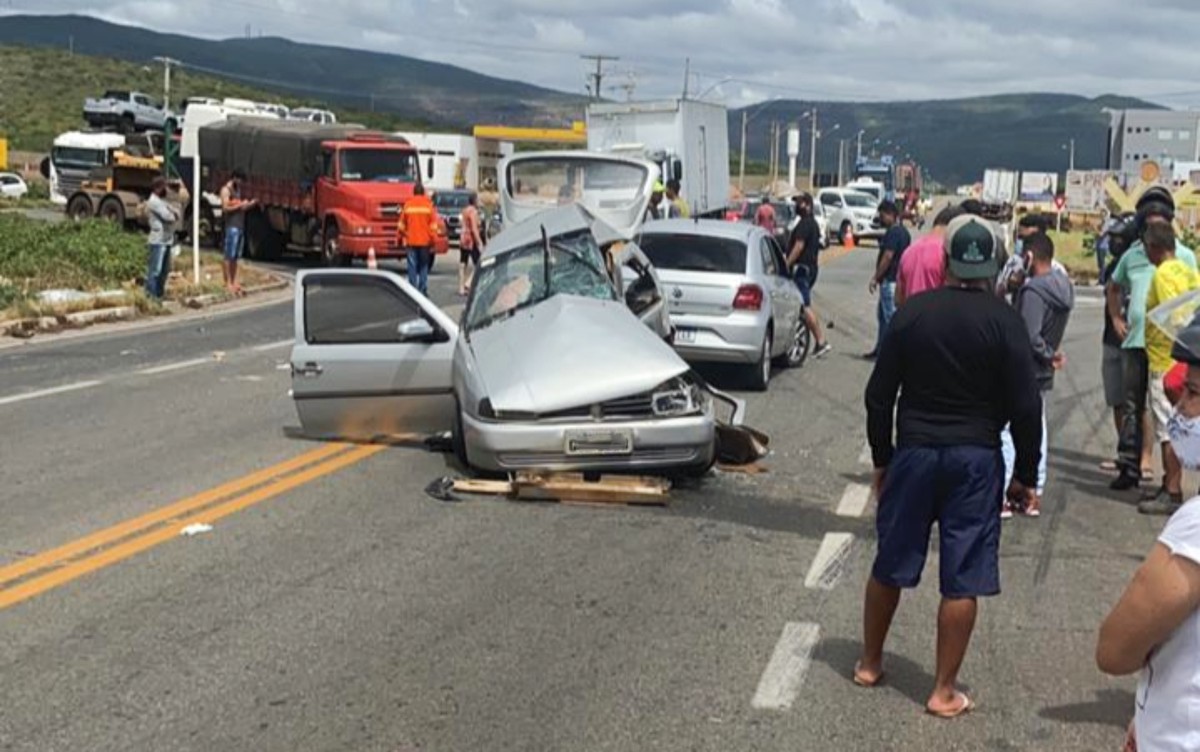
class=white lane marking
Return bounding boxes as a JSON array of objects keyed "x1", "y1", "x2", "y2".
[
  {"x1": 857, "y1": 441, "x2": 871, "y2": 466},
  {"x1": 751, "y1": 622, "x2": 821, "y2": 710},
  {"x1": 252, "y1": 339, "x2": 292, "y2": 352},
  {"x1": 0, "y1": 380, "x2": 103, "y2": 406},
  {"x1": 804, "y1": 532, "x2": 855, "y2": 590},
  {"x1": 836, "y1": 483, "x2": 872, "y2": 518},
  {"x1": 137, "y1": 357, "x2": 212, "y2": 375}
]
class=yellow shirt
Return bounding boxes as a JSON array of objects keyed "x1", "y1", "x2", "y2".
[{"x1": 1146, "y1": 257, "x2": 1200, "y2": 373}]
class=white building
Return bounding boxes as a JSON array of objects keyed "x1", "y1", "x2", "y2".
[{"x1": 1108, "y1": 109, "x2": 1200, "y2": 184}]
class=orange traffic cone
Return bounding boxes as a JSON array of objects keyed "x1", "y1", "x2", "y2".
[
  {"x1": 367, "y1": 246, "x2": 378, "y2": 269},
  {"x1": 843, "y1": 227, "x2": 855, "y2": 250}
]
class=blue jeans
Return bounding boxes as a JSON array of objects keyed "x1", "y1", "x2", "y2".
[
  {"x1": 145, "y1": 243, "x2": 171, "y2": 298},
  {"x1": 1001, "y1": 397, "x2": 1049, "y2": 495},
  {"x1": 875, "y1": 281, "x2": 896, "y2": 354},
  {"x1": 406, "y1": 246, "x2": 431, "y2": 295},
  {"x1": 223, "y1": 226, "x2": 243, "y2": 261}
]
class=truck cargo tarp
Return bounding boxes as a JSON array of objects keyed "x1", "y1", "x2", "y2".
[{"x1": 198, "y1": 120, "x2": 392, "y2": 182}]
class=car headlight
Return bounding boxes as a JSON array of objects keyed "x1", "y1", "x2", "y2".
[{"x1": 651, "y1": 377, "x2": 703, "y2": 417}]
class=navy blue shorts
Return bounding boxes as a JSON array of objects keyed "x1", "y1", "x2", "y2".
[
  {"x1": 872, "y1": 445, "x2": 1003, "y2": 598},
  {"x1": 793, "y1": 265, "x2": 817, "y2": 307}
]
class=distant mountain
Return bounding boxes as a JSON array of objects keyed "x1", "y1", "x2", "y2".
[
  {"x1": 0, "y1": 14, "x2": 1167, "y2": 184},
  {"x1": 731, "y1": 93, "x2": 1164, "y2": 188},
  {"x1": 0, "y1": 14, "x2": 585, "y2": 128}
]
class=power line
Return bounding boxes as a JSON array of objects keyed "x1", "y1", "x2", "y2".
[{"x1": 581, "y1": 54, "x2": 619, "y2": 100}]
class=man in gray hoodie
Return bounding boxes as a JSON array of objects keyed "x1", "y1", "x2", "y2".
[{"x1": 1001, "y1": 232, "x2": 1074, "y2": 517}]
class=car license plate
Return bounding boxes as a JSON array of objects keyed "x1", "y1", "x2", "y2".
[
  {"x1": 674, "y1": 328, "x2": 696, "y2": 344},
  {"x1": 564, "y1": 429, "x2": 633, "y2": 456}
]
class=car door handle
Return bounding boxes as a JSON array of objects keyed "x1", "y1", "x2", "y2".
[{"x1": 294, "y1": 362, "x2": 324, "y2": 378}]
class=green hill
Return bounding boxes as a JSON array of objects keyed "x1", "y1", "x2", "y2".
[
  {"x1": 0, "y1": 45, "x2": 440, "y2": 151},
  {"x1": 732, "y1": 93, "x2": 1163, "y2": 188},
  {"x1": 0, "y1": 14, "x2": 585, "y2": 131}
]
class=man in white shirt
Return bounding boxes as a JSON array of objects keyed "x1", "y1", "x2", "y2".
[{"x1": 1098, "y1": 319, "x2": 1200, "y2": 751}]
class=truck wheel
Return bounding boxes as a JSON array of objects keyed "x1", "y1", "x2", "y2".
[
  {"x1": 321, "y1": 224, "x2": 349, "y2": 267},
  {"x1": 97, "y1": 196, "x2": 126, "y2": 226},
  {"x1": 66, "y1": 194, "x2": 95, "y2": 222},
  {"x1": 245, "y1": 210, "x2": 283, "y2": 261},
  {"x1": 120, "y1": 113, "x2": 136, "y2": 135}
]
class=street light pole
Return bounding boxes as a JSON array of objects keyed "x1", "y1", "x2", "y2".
[
  {"x1": 739, "y1": 111, "x2": 748, "y2": 192},
  {"x1": 1069, "y1": 138, "x2": 1076, "y2": 171},
  {"x1": 152, "y1": 56, "x2": 181, "y2": 111},
  {"x1": 856, "y1": 129, "x2": 865, "y2": 163},
  {"x1": 808, "y1": 109, "x2": 818, "y2": 191}
]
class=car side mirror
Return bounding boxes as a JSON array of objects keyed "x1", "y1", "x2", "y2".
[
  {"x1": 427, "y1": 157, "x2": 435, "y2": 180},
  {"x1": 398, "y1": 318, "x2": 436, "y2": 342}
]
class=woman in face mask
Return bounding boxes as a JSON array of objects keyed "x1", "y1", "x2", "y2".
[{"x1": 1097, "y1": 318, "x2": 1200, "y2": 752}]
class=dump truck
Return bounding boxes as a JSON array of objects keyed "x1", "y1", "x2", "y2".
[
  {"x1": 63, "y1": 146, "x2": 188, "y2": 230},
  {"x1": 196, "y1": 119, "x2": 447, "y2": 264}
]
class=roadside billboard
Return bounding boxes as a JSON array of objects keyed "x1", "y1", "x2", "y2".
[
  {"x1": 1065, "y1": 170, "x2": 1108, "y2": 211},
  {"x1": 1019, "y1": 172, "x2": 1058, "y2": 202}
]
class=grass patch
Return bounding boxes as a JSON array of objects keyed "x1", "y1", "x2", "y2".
[
  {"x1": 1047, "y1": 230, "x2": 1097, "y2": 283},
  {"x1": 0, "y1": 213, "x2": 145, "y2": 295}
]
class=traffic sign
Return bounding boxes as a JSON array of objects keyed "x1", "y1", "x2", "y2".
[{"x1": 1054, "y1": 194, "x2": 1066, "y2": 211}]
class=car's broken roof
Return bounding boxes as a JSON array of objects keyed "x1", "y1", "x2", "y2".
[{"x1": 483, "y1": 204, "x2": 624, "y2": 259}]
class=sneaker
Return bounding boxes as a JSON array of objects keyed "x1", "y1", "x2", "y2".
[
  {"x1": 1141, "y1": 483, "x2": 1166, "y2": 502},
  {"x1": 1000, "y1": 501, "x2": 1015, "y2": 520},
  {"x1": 814, "y1": 342, "x2": 833, "y2": 359},
  {"x1": 1138, "y1": 490, "x2": 1184, "y2": 516},
  {"x1": 1110, "y1": 471, "x2": 1140, "y2": 491}
]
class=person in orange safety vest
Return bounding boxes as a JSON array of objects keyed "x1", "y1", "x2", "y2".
[{"x1": 397, "y1": 183, "x2": 442, "y2": 295}]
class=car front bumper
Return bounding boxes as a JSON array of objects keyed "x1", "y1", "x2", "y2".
[
  {"x1": 462, "y1": 410, "x2": 715, "y2": 473},
  {"x1": 668, "y1": 311, "x2": 768, "y2": 365}
]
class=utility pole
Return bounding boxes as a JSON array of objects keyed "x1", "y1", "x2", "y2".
[
  {"x1": 581, "y1": 54, "x2": 619, "y2": 100},
  {"x1": 152, "y1": 56, "x2": 181, "y2": 111},
  {"x1": 739, "y1": 111, "x2": 748, "y2": 192},
  {"x1": 682, "y1": 57, "x2": 691, "y2": 99},
  {"x1": 856, "y1": 129, "x2": 865, "y2": 163},
  {"x1": 1068, "y1": 138, "x2": 1076, "y2": 171},
  {"x1": 838, "y1": 139, "x2": 846, "y2": 186},
  {"x1": 808, "y1": 109, "x2": 818, "y2": 191}
]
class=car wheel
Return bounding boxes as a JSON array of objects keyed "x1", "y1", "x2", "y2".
[
  {"x1": 746, "y1": 329, "x2": 772, "y2": 392},
  {"x1": 451, "y1": 403, "x2": 470, "y2": 470},
  {"x1": 776, "y1": 313, "x2": 810, "y2": 369},
  {"x1": 120, "y1": 113, "x2": 136, "y2": 135}
]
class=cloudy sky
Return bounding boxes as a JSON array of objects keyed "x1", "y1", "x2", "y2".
[{"x1": 7, "y1": 0, "x2": 1200, "y2": 107}]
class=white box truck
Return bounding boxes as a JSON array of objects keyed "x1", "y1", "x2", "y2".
[
  {"x1": 393, "y1": 132, "x2": 514, "y2": 192},
  {"x1": 981, "y1": 169, "x2": 1018, "y2": 206},
  {"x1": 586, "y1": 99, "x2": 730, "y2": 218}
]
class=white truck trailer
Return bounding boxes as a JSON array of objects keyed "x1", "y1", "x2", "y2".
[
  {"x1": 393, "y1": 132, "x2": 514, "y2": 192},
  {"x1": 586, "y1": 99, "x2": 730, "y2": 218}
]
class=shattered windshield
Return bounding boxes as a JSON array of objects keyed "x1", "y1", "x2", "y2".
[{"x1": 465, "y1": 231, "x2": 615, "y2": 332}]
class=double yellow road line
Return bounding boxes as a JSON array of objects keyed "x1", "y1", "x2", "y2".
[{"x1": 0, "y1": 442, "x2": 384, "y2": 610}]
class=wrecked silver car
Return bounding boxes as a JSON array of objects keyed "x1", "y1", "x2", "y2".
[{"x1": 288, "y1": 152, "x2": 736, "y2": 474}]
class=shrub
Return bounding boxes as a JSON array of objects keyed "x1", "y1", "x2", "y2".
[{"x1": 0, "y1": 214, "x2": 145, "y2": 294}]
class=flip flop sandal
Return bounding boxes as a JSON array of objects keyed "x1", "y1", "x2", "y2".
[
  {"x1": 1099, "y1": 460, "x2": 1118, "y2": 471},
  {"x1": 852, "y1": 661, "x2": 884, "y2": 688},
  {"x1": 927, "y1": 691, "x2": 974, "y2": 719}
]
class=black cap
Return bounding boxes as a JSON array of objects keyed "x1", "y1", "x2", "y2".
[
  {"x1": 878, "y1": 200, "x2": 900, "y2": 216},
  {"x1": 960, "y1": 198, "x2": 984, "y2": 216},
  {"x1": 944, "y1": 215, "x2": 1000, "y2": 280}
]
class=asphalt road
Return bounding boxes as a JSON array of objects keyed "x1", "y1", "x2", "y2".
[{"x1": 0, "y1": 246, "x2": 1158, "y2": 751}]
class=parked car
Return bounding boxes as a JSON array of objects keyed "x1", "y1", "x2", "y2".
[
  {"x1": 289, "y1": 108, "x2": 337, "y2": 125},
  {"x1": 432, "y1": 189, "x2": 474, "y2": 246},
  {"x1": 639, "y1": 219, "x2": 809, "y2": 390},
  {"x1": 288, "y1": 152, "x2": 738, "y2": 475},
  {"x1": 0, "y1": 172, "x2": 29, "y2": 199},
  {"x1": 83, "y1": 91, "x2": 172, "y2": 133},
  {"x1": 817, "y1": 188, "x2": 883, "y2": 245}
]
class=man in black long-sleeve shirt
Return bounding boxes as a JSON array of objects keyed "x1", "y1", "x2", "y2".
[{"x1": 855, "y1": 215, "x2": 1042, "y2": 719}]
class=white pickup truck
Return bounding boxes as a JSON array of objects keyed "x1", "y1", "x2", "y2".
[{"x1": 83, "y1": 90, "x2": 172, "y2": 133}]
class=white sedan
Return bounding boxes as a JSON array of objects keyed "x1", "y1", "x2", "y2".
[{"x1": 0, "y1": 172, "x2": 28, "y2": 199}]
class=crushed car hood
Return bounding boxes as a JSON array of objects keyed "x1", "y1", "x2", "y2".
[{"x1": 467, "y1": 295, "x2": 688, "y2": 415}]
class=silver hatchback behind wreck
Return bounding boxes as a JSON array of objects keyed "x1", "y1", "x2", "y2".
[{"x1": 288, "y1": 152, "x2": 743, "y2": 474}]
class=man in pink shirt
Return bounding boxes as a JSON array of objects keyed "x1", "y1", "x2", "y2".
[
  {"x1": 754, "y1": 196, "x2": 776, "y2": 232},
  {"x1": 897, "y1": 205, "x2": 964, "y2": 306}
]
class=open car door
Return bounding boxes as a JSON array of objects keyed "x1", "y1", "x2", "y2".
[
  {"x1": 290, "y1": 269, "x2": 458, "y2": 441},
  {"x1": 612, "y1": 242, "x2": 671, "y2": 339}
]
